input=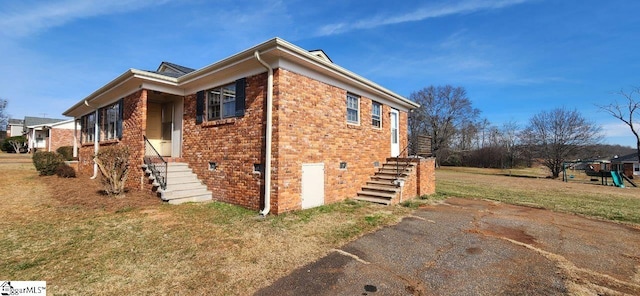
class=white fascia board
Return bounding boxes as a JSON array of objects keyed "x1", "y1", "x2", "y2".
[
  {"x1": 276, "y1": 58, "x2": 412, "y2": 112},
  {"x1": 272, "y1": 39, "x2": 419, "y2": 110},
  {"x1": 64, "y1": 69, "x2": 179, "y2": 117}
]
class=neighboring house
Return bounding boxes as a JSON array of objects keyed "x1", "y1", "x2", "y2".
[
  {"x1": 23, "y1": 117, "x2": 74, "y2": 152},
  {"x1": 63, "y1": 38, "x2": 435, "y2": 214},
  {"x1": 611, "y1": 153, "x2": 640, "y2": 179},
  {"x1": 6, "y1": 118, "x2": 24, "y2": 137},
  {"x1": 27, "y1": 119, "x2": 77, "y2": 153}
]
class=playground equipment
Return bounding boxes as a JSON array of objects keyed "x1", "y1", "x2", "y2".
[
  {"x1": 562, "y1": 160, "x2": 637, "y2": 187},
  {"x1": 610, "y1": 171, "x2": 625, "y2": 188}
]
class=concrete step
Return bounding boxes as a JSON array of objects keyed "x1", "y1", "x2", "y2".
[
  {"x1": 357, "y1": 189, "x2": 396, "y2": 200},
  {"x1": 366, "y1": 180, "x2": 398, "y2": 187},
  {"x1": 377, "y1": 168, "x2": 410, "y2": 176},
  {"x1": 166, "y1": 171, "x2": 199, "y2": 179},
  {"x1": 361, "y1": 185, "x2": 399, "y2": 194},
  {"x1": 352, "y1": 195, "x2": 392, "y2": 205},
  {"x1": 381, "y1": 163, "x2": 416, "y2": 169},
  {"x1": 160, "y1": 181, "x2": 204, "y2": 192},
  {"x1": 166, "y1": 175, "x2": 202, "y2": 185},
  {"x1": 371, "y1": 174, "x2": 401, "y2": 181},
  {"x1": 161, "y1": 188, "x2": 211, "y2": 199},
  {"x1": 166, "y1": 193, "x2": 213, "y2": 205},
  {"x1": 167, "y1": 165, "x2": 191, "y2": 173}
]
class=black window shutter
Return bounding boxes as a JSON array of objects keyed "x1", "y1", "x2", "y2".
[
  {"x1": 117, "y1": 98, "x2": 124, "y2": 139},
  {"x1": 235, "y1": 78, "x2": 246, "y2": 117},
  {"x1": 196, "y1": 91, "x2": 205, "y2": 124}
]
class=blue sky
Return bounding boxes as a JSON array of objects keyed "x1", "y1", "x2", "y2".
[{"x1": 1, "y1": 0, "x2": 639, "y2": 147}]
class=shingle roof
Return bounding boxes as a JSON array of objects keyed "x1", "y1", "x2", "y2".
[
  {"x1": 143, "y1": 70, "x2": 184, "y2": 78},
  {"x1": 160, "y1": 61, "x2": 195, "y2": 74},
  {"x1": 8, "y1": 118, "x2": 24, "y2": 125},
  {"x1": 24, "y1": 116, "x2": 66, "y2": 127},
  {"x1": 150, "y1": 61, "x2": 196, "y2": 78},
  {"x1": 612, "y1": 152, "x2": 639, "y2": 162}
]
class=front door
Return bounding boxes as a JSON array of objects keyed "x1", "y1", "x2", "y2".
[
  {"x1": 390, "y1": 109, "x2": 400, "y2": 157},
  {"x1": 147, "y1": 102, "x2": 174, "y2": 157}
]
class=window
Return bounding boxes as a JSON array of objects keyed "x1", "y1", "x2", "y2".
[
  {"x1": 81, "y1": 99, "x2": 123, "y2": 143},
  {"x1": 102, "y1": 103, "x2": 120, "y2": 140},
  {"x1": 83, "y1": 113, "x2": 95, "y2": 143},
  {"x1": 207, "y1": 83, "x2": 236, "y2": 120},
  {"x1": 196, "y1": 78, "x2": 246, "y2": 124},
  {"x1": 371, "y1": 101, "x2": 381, "y2": 128},
  {"x1": 346, "y1": 93, "x2": 360, "y2": 124}
]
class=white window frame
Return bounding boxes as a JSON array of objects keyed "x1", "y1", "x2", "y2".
[
  {"x1": 207, "y1": 82, "x2": 236, "y2": 121},
  {"x1": 346, "y1": 93, "x2": 360, "y2": 124},
  {"x1": 371, "y1": 101, "x2": 382, "y2": 128}
]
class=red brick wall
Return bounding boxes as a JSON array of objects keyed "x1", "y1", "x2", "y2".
[
  {"x1": 48, "y1": 128, "x2": 76, "y2": 152},
  {"x1": 417, "y1": 158, "x2": 436, "y2": 196},
  {"x1": 271, "y1": 68, "x2": 408, "y2": 213},
  {"x1": 77, "y1": 90, "x2": 147, "y2": 191},
  {"x1": 181, "y1": 74, "x2": 266, "y2": 210},
  {"x1": 397, "y1": 158, "x2": 436, "y2": 204}
]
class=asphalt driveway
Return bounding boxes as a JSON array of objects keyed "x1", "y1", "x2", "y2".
[{"x1": 256, "y1": 198, "x2": 640, "y2": 295}]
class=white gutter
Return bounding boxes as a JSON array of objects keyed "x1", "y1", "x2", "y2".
[
  {"x1": 254, "y1": 50, "x2": 273, "y2": 217},
  {"x1": 84, "y1": 100, "x2": 99, "y2": 179},
  {"x1": 73, "y1": 120, "x2": 78, "y2": 158}
]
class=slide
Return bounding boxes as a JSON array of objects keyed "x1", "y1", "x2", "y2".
[{"x1": 611, "y1": 171, "x2": 625, "y2": 188}]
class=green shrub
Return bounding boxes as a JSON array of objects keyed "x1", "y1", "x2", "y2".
[
  {"x1": 95, "y1": 146, "x2": 130, "y2": 195},
  {"x1": 56, "y1": 146, "x2": 74, "y2": 161},
  {"x1": 55, "y1": 164, "x2": 76, "y2": 178},
  {"x1": 32, "y1": 152, "x2": 65, "y2": 176}
]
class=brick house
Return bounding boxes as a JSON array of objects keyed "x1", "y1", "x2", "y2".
[
  {"x1": 63, "y1": 38, "x2": 435, "y2": 214},
  {"x1": 25, "y1": 118, "x2": 76, "y2": 153}
]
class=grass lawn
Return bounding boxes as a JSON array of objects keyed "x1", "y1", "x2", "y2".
[
  {"x1": 436, "y1": 166, "x2": 640, "y2": 224},
  {"x1": 0, "y1": 153, "x2": 412, "y2": 295},
  {"x1": 2, "y1": 152, "x2": 639, "y2": 295}
]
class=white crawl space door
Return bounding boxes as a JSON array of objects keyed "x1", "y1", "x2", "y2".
[{"x1": 301, "y1": 163, "x2": 325, "y2": 209}]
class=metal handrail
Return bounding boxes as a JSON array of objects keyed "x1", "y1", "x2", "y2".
[
  {"x1": 143, "y1": 136, "x2": 167, "y2": 190},
  {"x1": 394, "y1": 141, "x2": 416, "y2": 183}
]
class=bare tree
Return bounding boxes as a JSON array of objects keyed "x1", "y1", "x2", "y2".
[
  {"x1": 521, "y1": 108, "x2": 601, "y2": 178},
  {"x1": 6, "y1": 136, "x2": 26, "y2": 153},
  {"x1": 409, "y1": 85, "x2": 480, "y2": 165},
  {"x1": 501, "y1": 120, "x2": 520, "y2": 169},
  {"x1": 599, "y1": 88, "x2": 640, "y2": 162}
]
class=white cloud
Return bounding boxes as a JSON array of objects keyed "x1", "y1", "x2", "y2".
[
  {"x1": 0, "y1": 0, "x2": 171, "y2": 37},
  {"x1": 316, "y1": 0, "x2": 531, "y2": 36}
]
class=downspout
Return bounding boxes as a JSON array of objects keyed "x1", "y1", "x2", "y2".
[
  {"x1": 254, "y1": 50, "x2": 273, "y2": 216},
  {"x1": 85, "y1": 100, "x2": 99, "y2": 179},
  {"x1": 73, "y1": 120, "x2": 78, "y2": 158}
]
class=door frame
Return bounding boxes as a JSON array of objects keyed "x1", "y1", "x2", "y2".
[{"x1": 390, "y1": 109, "x2": 400, "y2": 157}]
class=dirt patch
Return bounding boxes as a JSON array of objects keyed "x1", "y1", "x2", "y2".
[
  {"x1": 474, "y1": 225, "x2": 537, "y2": 245},
  {"x1": 40, "y1": 174, "x2": 161, "y2": 212}
]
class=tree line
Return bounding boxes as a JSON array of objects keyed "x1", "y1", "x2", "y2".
[{"x1": 408, "y1": 85, "x2": 640, "y2": 178}]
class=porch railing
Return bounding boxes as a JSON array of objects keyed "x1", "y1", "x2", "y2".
[
  {"x1": 143, "y1": 136, "x2": 167, "y2": 190},
  {"x1": 394, "y1": 135, "x2": 433, "y2": 182}
]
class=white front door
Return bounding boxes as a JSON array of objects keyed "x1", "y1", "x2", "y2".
[
  {"x1": 301, "y1": 163, "x2": 325, "y2": 209},
  {"x1": 390, "y1": 109, "x2": 400, "y2": 157}
]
